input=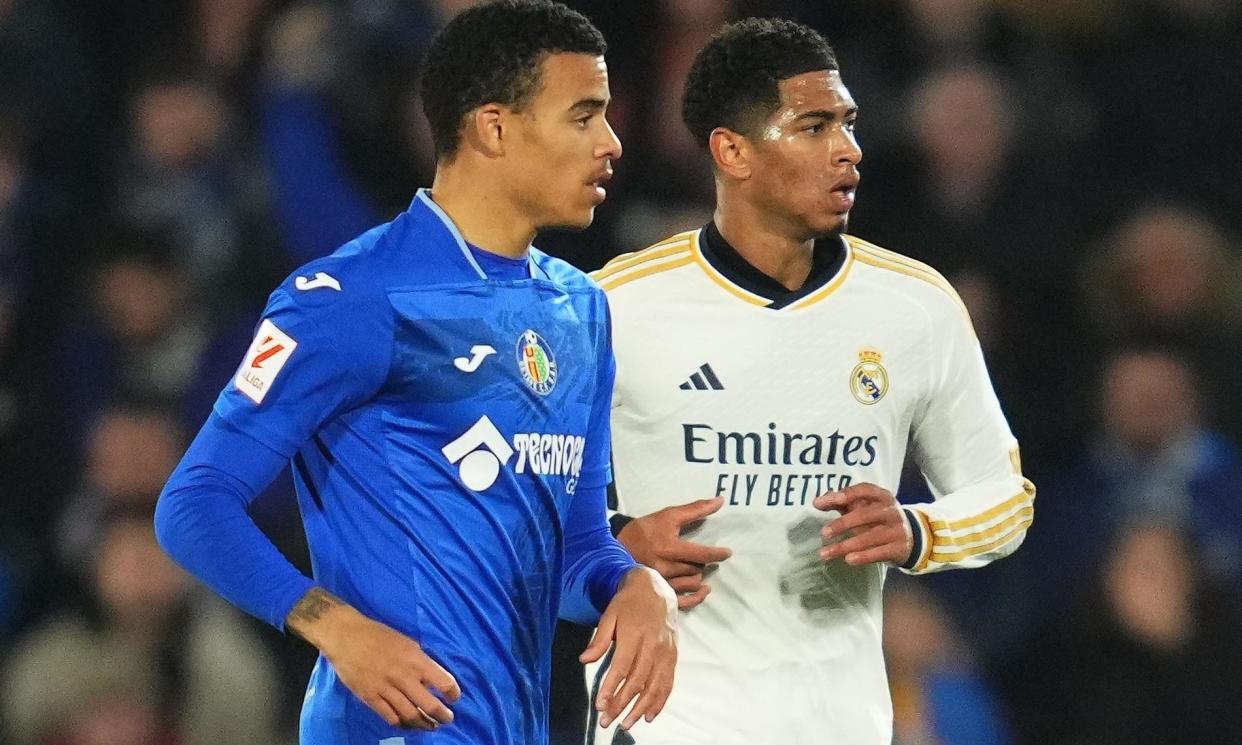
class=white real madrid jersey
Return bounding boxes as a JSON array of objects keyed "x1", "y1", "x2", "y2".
[{"x1": 586, "y1": 229, "x2": 1034, "y2": 745}]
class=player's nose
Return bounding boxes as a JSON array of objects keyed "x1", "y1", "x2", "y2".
[{"x1": 597, "y1": 118, "x2": 622, "y2": 161}]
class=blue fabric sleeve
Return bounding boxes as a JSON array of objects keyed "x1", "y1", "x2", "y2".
[
  {"x1": 559, "y1": 483, "x2": 638, "y2": 625},
  {"x1": 214, "y1": 286, "x2": 391, "y2": 458},
  {"x1": 576, "y1": 299, "x2": 615, "y2": 491},
  {"x1": 259, "y1": 86, "x2": 378, "y2": 264},
  {"x1": 155, "y1": 412, "x2": 315, "y2": 630}
]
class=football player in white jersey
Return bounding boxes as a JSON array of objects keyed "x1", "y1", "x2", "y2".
[{"x1": 585, "y1": 17, "x2": 1034, "y2": 745}]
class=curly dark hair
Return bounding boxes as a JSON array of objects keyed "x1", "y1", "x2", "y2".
[
  {"x1": 682, "y1": 18, "x2": 838, "y2": 148},
  {"x1": 419, "y1": 0, "x2": 606, "y2": 160}
]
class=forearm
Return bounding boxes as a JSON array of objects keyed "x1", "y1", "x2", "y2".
[
  {"x1": 155, "y1": 414, "x2": 315, "y2": 628},
  {"x1": 561, "y1": 484, "x2": 638, "y2": 624}
]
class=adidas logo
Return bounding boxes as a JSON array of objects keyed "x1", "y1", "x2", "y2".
[{"x1": 679, "y1": 363, "x2": 724, "y2": 391}]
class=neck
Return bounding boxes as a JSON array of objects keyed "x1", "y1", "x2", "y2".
[
  {"x1": 429, "y1": 160, "x2": 536, "y2": 259},
  {"x1": 714, "y1": 188, "x2": 817, "y2": 291}
]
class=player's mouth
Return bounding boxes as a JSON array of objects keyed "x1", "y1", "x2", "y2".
[
  {"x1": 587, "y1": 169, "x2": 613, "y2": 203},
  {"x1": 829, "y1": 173, "x2": 859, "y2": 213}
]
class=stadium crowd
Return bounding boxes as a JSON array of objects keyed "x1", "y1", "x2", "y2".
[{"x1": 2, "y1": 0, "x2": 1241, "y2": 743}]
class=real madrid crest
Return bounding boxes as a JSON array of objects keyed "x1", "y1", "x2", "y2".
[
  {"x1": 850, "y1": 348, "x2": 888, "y2": 405},
  {"x1": 517, "y1": 329, "x2": 557, "y2": 396}
]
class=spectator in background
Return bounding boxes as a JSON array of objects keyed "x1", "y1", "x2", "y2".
[
  {"x1": 2, "y1": 506, "x2": 285, "y2": 745},
  {"x1": 114, "y1": 74, "x2": 281, "y2": 312},
  {"x1": 884, "y1": 580, "x2": 1012, "y2": 745},
  {"x1": 1080, "y1": 203, "x2": 1242, "y2": 441},
  {"x1": 1010, "y1": 522, "x2": 1242, "y2": 745},
  {"x1": 59, "y1": 232, "x2": 260, "y2": 431},
  {"x1": 853, "y1": 61, "x2": 1089, "y2": 471},
  {"x1": 55, "y1": 406, "x2": 188, "y2": 574}
]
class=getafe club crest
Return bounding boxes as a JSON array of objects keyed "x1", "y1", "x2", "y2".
[
  {"x1": 517, "y1": 329, "x2": 557, "y2": 396},
  {"x1": 850, "y1": 348, "x2": 888, "y2": 405}
]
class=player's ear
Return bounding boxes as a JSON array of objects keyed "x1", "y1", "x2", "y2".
[
  {"x1": 464, "y1": 103, "x2": 507, "y2": 157},
  {"x1": 709, "y1": 127, "x2": 751, "y2": 180}
]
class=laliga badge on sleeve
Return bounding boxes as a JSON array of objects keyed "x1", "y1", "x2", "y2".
[{"x1": 234, "y1": 319, "x2": 298, "y2": 404}]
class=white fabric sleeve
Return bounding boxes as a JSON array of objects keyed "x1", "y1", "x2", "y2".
[{"x1": 901, "y1": 294, "x2": 1035, "y2": 574}]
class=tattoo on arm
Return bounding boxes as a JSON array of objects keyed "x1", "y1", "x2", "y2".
[{"x1": 287, "y1": 587, "x2": 343, "y2": 629}]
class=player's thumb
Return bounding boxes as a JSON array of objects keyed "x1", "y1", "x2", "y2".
[
  {"x1": 578, "y1": 614, "x2": 616, "y2": 663},
  {"x1": 676, "y1": 496, "x2": 725, "y2": 524}
]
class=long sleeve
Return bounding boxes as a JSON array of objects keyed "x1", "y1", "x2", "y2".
[
  {"x1": 559, "y1": 483, "x2": 637, "y2": 625},
  {"x1": 901, "y1": 296, "x2": 1036, "y2": 574},
  {"x1": 155, "y1": 413, "x2": 315, "y2": 629},
  {"x1": 559, "y1": 300, "x2": 637, "y2": 623}
]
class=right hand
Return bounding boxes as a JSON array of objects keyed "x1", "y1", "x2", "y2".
[
  {"x1": 287, "y1": 590, "x2": 461, "y2": 730},
  {"x1": 617, "y1": 497, "x2": 733, "y2": 610}
]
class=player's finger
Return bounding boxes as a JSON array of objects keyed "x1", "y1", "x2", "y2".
[
  {"x1": 667, "y1": 574, "x2": 703, "y2": 594},
  {"x1": 366, "y1": 694, "x2": 403, "y2": 728},
  {"x1": 579, "y1": 611, "x2": 617, "y2": 664},
  {"x1": 424, "y1": 666, "x2": 462, "y2": 704},
  {"x1": 669, "y1": 496, "x2": 725, "y2": 525},
  {"x1": 379, "y1": 688, "x2": 434, "y2": 730},
  {"x1": 608, "y1": 648, "x2": 654, "y2": 725},
  {"x1": 597, "y1": 638, "x2": 638, "y2": 717},
  {"x1": 821, "y1": 525, "x2": 903, "y2": 561},
  {"x1": 821, "y1": 505, "x2": 890, "y2": 539},
  {"x1": 678, "y1": 583, "x2": 711, "y2": 610},
  {"x1": 643, "y1": 659, "x2": 675, "y2": 722},
  {"x1": 408, "y1": 684, "x2": 455, "y2": 725},
  {"x1": 841, "y1": 543, "x2": 903, "y2": 566},
  {"x1": 657, "y1": 559, "x2": 704, "y2": 578},
  {"x1": 675, "y1": 540, "x2": 733, "y2": 565},
  {"x1": 628, "y1": 645, "x2": 676, "y2": 726},
  {"x1": 813, "y1": 482, "x2": 889, "y2": 511}
]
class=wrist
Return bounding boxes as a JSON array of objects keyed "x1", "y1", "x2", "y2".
[{"x1": 285, "y1": 587, "x2": 355, "y2": 651}]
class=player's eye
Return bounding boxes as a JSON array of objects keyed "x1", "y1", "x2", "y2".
[
  {"x1": 575, "y1": 115, "x2": 594, "y2": 128},
  {"x1": 845, "y1": 119, "x2": 858, "y2": 132},
  {"x1": 804, "y1": 122, "x2": 826, "y2": 134}
]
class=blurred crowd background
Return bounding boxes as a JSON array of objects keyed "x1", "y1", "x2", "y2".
[{"x1": 2, "y1": 0, "x2": 1242, "y2": 743}]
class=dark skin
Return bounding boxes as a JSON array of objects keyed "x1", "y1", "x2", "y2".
[
  {"x1": 286, "y1": 53, "x2": 676, "y2": 733},
  {"x1": 618, "y1": 70, "x2": 913, "y2": 603}
]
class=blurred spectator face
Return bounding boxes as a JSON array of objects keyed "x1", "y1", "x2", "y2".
[
  {"x1": 911, "y1": 65, "x2": 1013, "y2": 181},
  {"x1": 60, "y1": 696, "x2": 166, "y2": 745},
  {"x1": 1104, "y1": 523, "x2": 1195, "y2": 650},
  {"x1": 1101, "y1": 350, "x2": 1198, "y2": 454},
  {"x1": 132, "y1": 82, "x2": 227, "y2": 169},
  {"x1": 195, "y1": 0, "x2": 268, "y2": 73},
  {"x1": 86, "y1": 409, "x2": 185, "y2": 503},
  {"x1": 94, "y1": 256, "x2": 181, "y2": 344},
  {"x1": 95, "y1": 516, "x2": 189, "y2": 630},
  {"x1": 1113, "y1": 206, "x2": 1227, "y2": 327},
  {"x1": 744, "y1": 71, "x2": 862, "y2": 238}
]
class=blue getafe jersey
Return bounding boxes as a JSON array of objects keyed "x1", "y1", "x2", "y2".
[{"x1": 214, "y1": 191, "x2": 614, "y2": 744}]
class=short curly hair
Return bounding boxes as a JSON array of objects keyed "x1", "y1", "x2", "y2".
[
  {"x1": 419, "y1": 0, "x2": 606, "y2": 160},
  {"x1": 682, "y1": 18, "x2": 837, "y2": 148}
]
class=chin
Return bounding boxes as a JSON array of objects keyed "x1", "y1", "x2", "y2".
[
  {"x1": 542, "y1": 208, "x2": 595, "y2": 232},
  {"x1": 811, "y1": 215, "x2": 848, "y2": 239}
]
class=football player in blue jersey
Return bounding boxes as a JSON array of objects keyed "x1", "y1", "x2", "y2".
[{"x1": 154, "y1": 2, "x2": 678, "y2": 743}]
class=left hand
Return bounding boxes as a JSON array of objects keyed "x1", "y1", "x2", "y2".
[
  {"x1": 814, "y1": 483, "x2": 913, "y2": 566},
  {"x1": 579, "y1": 566, "x2": 678, "y2": 730}
]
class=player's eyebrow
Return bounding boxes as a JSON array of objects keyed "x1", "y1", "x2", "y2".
[
  {"x1": 570, "y1": 97, "x2": 608, "y2": 114},
  {"x1": 797, "y1": 106, "x2": 859, "y2": 122}
]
